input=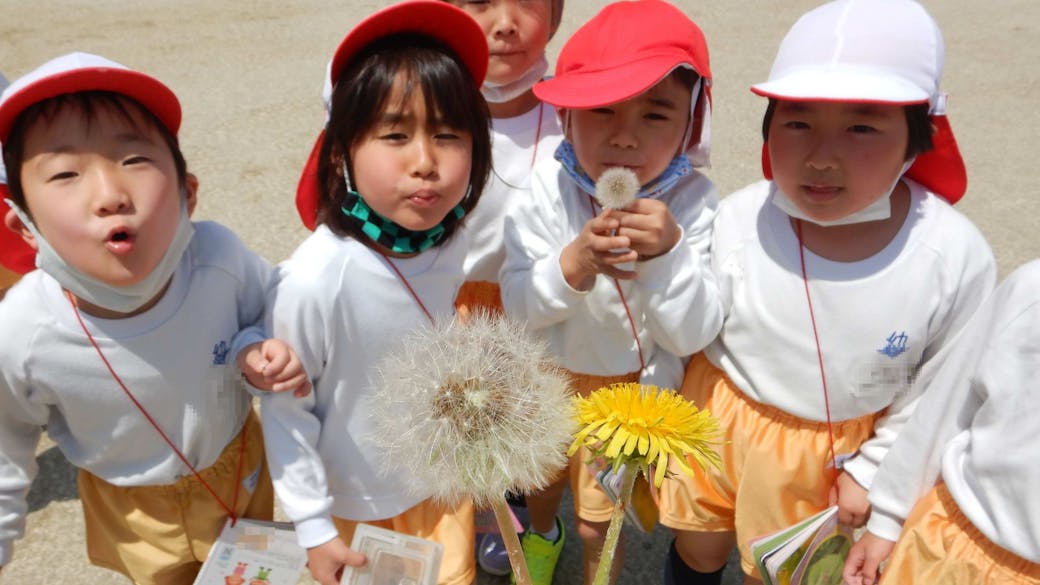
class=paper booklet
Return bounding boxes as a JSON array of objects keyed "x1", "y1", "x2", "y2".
[
  {"x1": 340, "y1": 523, "x2": 443, "y2": 585},
  {"x1": 193, "y1": 518, "x2": 307, "y2": 585},
  {"x1": 595, "y1": 464, "x2": 659, "y2": 533},
  {"x1": 749, "y1": 505, "x2": 853, "y2": 585}
]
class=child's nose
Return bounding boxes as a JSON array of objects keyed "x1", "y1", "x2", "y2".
[
  {"x1": 492, "y1": 4, "x2": 520, "y2": 36},
  {"x1": 409, "y1": 137, "x2": 437, "y2": 178},
  {"x1": 806, "y1": 135, "x2": 840, "y2": 170},
  {"x1": 608, "y1": 121, "x2": 639, "y2": 150},
  {"x1": 92, "y1": 170, "x2": 131, "y2": 215}
]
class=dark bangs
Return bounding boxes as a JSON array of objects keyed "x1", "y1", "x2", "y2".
[{"x1": 316, "y1": 33, "x2": 492, "y2": 245}]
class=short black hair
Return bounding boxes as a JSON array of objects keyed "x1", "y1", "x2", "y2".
[
  {"x1": 760, "y1": 99, "x2": 934, "y2": 161},
  {"x1": 315, "y1": 33, "x2": 492, "y2": 247},
  {"x1": 3, "y1": 91, "x2": 188, "y2": 218}
]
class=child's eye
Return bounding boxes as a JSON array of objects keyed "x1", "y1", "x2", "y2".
[
  {"x1": 379, "y1": 132, "x2": 408, "y2": 141},
  {"x1": 48, "y1": 171, "x2": 78, "y2": 182},
  {"x1": 435, "y1": 132, "x2": 461, "y2": 140},
  {"x1": 645, "y1": 112, "x2": 670, "y2": 121},
  {"x1": 590, "y1": 108, "x2": 614, "y2": 115},
  {"x1": 782, "y1": 120, "x2": 810, "y2": 130},
  {"x1": 849, "y1": 124, "x2": 877, "y2": 134},
  {"x1": 123, "y1": 155, "x2": 151, "y2": 166}
]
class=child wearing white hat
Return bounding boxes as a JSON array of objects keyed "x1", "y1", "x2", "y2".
[
  {"x1": 0, "y1": 69, "x2": 22, "y2": 299},
  {"x1": 656, "y1": 1, "x2": 996, "y2": 583},
  {"x1": 843, "y1": 258, "x2": 1040, "y2": 583},
  {"x1": 0, "y1": 53, "x2": 308, "y2": 583}
]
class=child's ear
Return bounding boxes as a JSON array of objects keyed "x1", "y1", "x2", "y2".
[
  {"x1": 4, "y1": 206, "x2": 38, "y2": 251},
  {"x1": 184, "y1": 173, "x2": 199, "y2": 217}
]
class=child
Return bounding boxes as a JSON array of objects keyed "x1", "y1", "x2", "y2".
[
  {"x1": 657, "y1": 1, "x2": 997, "y2": 583},
  {"x1": 441, "y1": 0, "x2": 565, "y2": 576},
  {"x1": 500, "y1": 1, "x2": 723, "y2": 583},
  {"x1": 259, "y1": 2, "x2": 491, "y2": 585},
  {"x1": 842, "y1": 260, "x2": 1040, "y2": 584},
  {"x1": 0, "y1": 69, "x2": 27, "y2": 300},
  {"x1": 446, "y1": 0, "x2": 565, "y2": 317},
  {"x1": 0, "y1": 53, "x2": 308, "y2": 583}
]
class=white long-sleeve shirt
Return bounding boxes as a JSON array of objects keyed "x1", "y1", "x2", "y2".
[
  {"x1": 0, "y1": 222, "x2": 269, "y2": 565},
  {"x1": 705, "y1": 180, "x2": 996, "y2": 488},
  {"x1": 259, "y1": 226, "x2": 467, "y2": 549},
  {"x1": 867, "y1": 259, "x2": 1040, "y2": 562},
  {"x1": 500, "y1": 160, "x2": 723, "y2": 381},
  {"x1": 462, "y1": 102, "x2": 563, "y2": 283}
]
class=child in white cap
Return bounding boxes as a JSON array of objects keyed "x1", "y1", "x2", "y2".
[
  {"x1": 0, "y1": 69, "x2": 24, "y2": 299},
  {"x1": 439, "y1": 0, "x2": 566, "y2": 576},
  {"x1": 657, "y1": 1, "x2": 996, "y2": 583},
  {"x1": 0, "y1": 53, "x2": 309, "y2": 583},
  {"x1": 842, "y1": 259, "x2": 1040, "y2": 583},
  {"x1": 500, "y1": 0, "x2": 722, "y2": 582},
  {"x1": 260, "y1": 2, "x2": 492, "y2": 584}
]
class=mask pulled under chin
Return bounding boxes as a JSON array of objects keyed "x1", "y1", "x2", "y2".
[
  {"x1": 481, "y1": 54, "x2": 549, "y2": 104},
  {"x1": 769, "y1": 159, "x2": 915, "y2": 227},
  {"x1": 6, "y1": 198, "x2": 195, "y2": 314}
]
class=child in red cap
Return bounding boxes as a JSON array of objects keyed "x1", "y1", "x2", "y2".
[
  {"x1": 500, "y1": 1, "x2": 723, "y2": 583},
  {"x1": 658, "y1": 1, "x2": 996, "y2": 583},
  {"x1": 440, "y1": 0, "x2": 567, "y2": 577},
  {"x1": 0, "y1": 53, "x2": 308, "y2": 583},
  {"x1": 0, "y1": 69, "x2": 26, "y2": 299},
  {"x1": 259, "y1": 2, "x2": 492, "y2": 584}
]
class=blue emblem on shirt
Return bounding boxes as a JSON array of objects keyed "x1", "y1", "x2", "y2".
[
  {"x1": 878, "y1": 331, "x2": 908, "y2": 358},
  {"x1": 212, "y1": 340, "x2": 230, "y2": 365}
]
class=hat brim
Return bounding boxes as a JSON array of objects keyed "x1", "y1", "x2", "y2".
[
  {"x1": 0, "y1": 186, "x2": 35, "y2": 274},
  {"x1": 535, "y1": 56, "x2": 698, "y2": 109},
  {"x1": 0, "y1": 66, "x2": 180, "y2": 143},
  {"x1": 751, "y1": 69, "x2": 930, "y2": 105},
  {"x1": 295, "y1": 131, "x2": 326, "y2": 231},
  {"x1": 329, "y1": 0, "x2": 487, "y2": 88}
]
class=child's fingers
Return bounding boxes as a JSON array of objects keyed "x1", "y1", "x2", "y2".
[{"x1": 261, "y1": 346, "x2": 291, "y2": 375}]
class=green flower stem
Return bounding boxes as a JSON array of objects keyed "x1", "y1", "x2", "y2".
[
  {"x1": 592, "y1": 463, "x2": 639, "y2": 585},
  {"x1": 492, "y1": 497, "x2": 531, "y2": 585}
]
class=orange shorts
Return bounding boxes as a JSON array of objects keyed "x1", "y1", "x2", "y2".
[
  {"x1": 880, "y1": 483, "x2": 1040, "y2": 584},
  {"x1": 658, "y1": 353, "x2": 879, "y2": 576},
  {"x1": 333, "y1": 497, "x2": 475, "y2": 585},
  {"x1": 78, "y1": 410, "x2": 273, "y2": 585},
  {"x1": 454, "y1": 280, "x2": 504, "y2": 318},
  {"x1": 0, "y1": 265, "x2": 20, "y2": 296},
  {"x1": 563, "y1": 370, "x2": 641, "y2": 524}
]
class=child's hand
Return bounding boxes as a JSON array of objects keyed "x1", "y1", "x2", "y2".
[
  {"x1": 560, "y1": 210, "x2": 638, "y2": 290},
  {"x1": 829, "y1": 470, "x2": 871, "y2": 527},
  {"x1": 613, "y1": 198, "x2": 681, "y2": 260},
  {"x1": 842, "y1": 531, "x2": 895, "y2": 585},
  {"x1": 237, "y1": 340, "x2": 312, "y2": 397},
  {"x1": 307, "y1": 537, "x2": 366, "y2": 585}
]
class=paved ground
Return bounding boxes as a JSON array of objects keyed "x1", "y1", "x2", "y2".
[{"x1": 0, "y1": 1, "x2": 1037, "y2": 583}]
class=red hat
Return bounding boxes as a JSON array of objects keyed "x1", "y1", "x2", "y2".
[
  {"x1": 533, "y1": 0, "x2": 711, "y2": 109},
  {"x1": 754, "y1": 0, "x2": 966, "y2": 204},
  {"x1": 295, "y1": 0, "x2": 488, "y2": 230},
  {"x1": 0, "y1": 52, "x2": 180, "y2": 274}
]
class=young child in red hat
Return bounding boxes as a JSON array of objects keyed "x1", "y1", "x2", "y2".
[
  {"x1": 0, "y1": 69, "x2": 27, "y2": 299},
  {"x1": 440, "y1": 0, "x2": 567, "y2": 577},
  {"x1": 259, "y1": 2, "x2": 493, "y2": 584},
  {"x1": 500, "y1": 1, "x2": 723, "y2": 583},
  {"x1": 658, "y1": 1, "x2": 996, "y2": 583},
  {"x1": 0, "y1": 53, "x2": 309, "y2": 583}
]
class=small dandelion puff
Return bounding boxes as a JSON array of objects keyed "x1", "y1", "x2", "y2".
[
  {"x1": 594, "y1": 166, "x2": 640, "y2": 209},
  {"x1": 367, "y1": 310, "x2": 575, "y2": 508}
]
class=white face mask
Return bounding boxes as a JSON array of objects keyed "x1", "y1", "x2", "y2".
[
  {"x1": 770, "y1": 159, "x2": 915, "y2": 227},
  {"x1": 481, "y1": 55, "x2": 549, "y2": 105},
  {"x1": 6, "y1": 198, "x2": 195, "y2": 314}
]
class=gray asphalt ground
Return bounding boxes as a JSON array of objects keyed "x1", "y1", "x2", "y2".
[{"x1": 1, "y1": 1, "x2": 1038, "y2": 584}]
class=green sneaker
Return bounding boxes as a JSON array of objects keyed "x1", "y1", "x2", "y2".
[{"x1": 513, "y1": 516, "x2": 565, "y2": 585}]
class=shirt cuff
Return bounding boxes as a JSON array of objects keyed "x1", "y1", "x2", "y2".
[
  {"x1": 842, "y1": 454, "x2": 878, "y2": 490},
  {"x1": 294, "y1": 514, "x2": 340, "y2": 549},
  {"x1": 635, "y1": 226, "x2": 688, "y2": 290},
  {"x1": 865, "y1": 508, "x2": 905, "y2": 543}
]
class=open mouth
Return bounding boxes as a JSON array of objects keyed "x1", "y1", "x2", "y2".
[{"x1": 106, "y1": 229, "x2": 136, "y2": 254}]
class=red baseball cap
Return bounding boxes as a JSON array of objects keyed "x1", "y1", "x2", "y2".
[
  {"x1": 295, "y1": 0, "x2": 488, "y2": 230},
  {"x1": 533, "y1": 0, "x2": 711, "y2": 109},
  {"x1": 0, "y1": 52, "x2": 181, "y2": 274}
]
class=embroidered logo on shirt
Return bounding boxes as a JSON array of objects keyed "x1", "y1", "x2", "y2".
[
  {"x1": 212, "y1": 340, "x2": 230, "y2": 365},
  {"x1": 878, "y1": 331, "x2": 909, "y2": 358}
]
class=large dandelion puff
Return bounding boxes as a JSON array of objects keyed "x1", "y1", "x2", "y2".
[
  {"x1": 594, "y1": 166, "x2": 640, "y2": 210},
  {"x1": 367, "y1": 311, "x2": 575, "y2": 585},
  {"x1": 570, "y1": 383, "x2": 722, "y2": 585}
]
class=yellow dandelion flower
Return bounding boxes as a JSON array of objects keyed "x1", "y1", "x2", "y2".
[{"x1": 569, "y1": 383, "x2": 722, "y2": 488}]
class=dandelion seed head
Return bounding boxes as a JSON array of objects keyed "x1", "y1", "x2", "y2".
[
  {"x1": 594, "y1": 167, "x2": 640, "y2": 210},
  {"x1": 368, "y1": 310, "x2": 575, "y2": 506}
]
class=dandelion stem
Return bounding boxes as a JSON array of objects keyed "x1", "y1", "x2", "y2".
[
  {"x1": 492, "y1": 497, "x2": 531, "y2": 585},
  {"x1": 593, "y1": 463, "x2": 639, "y2": 585}
]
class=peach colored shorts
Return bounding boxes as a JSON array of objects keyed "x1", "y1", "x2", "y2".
[
  {"x1": 880, "y1": 483, "x2": 1040, "y2": 585},
  {"x1": 333, "y1": 497, "x2": 475, "y2": 585},
  {"x1": 78, "y1": 411, "x2": 273, "y2": 585},
  {"x1": 658, "y1": 353, "x2": 879, "y2": 577},
  {"x1": 454, "y1": 280, "x2": 504, "y2": 318}
]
